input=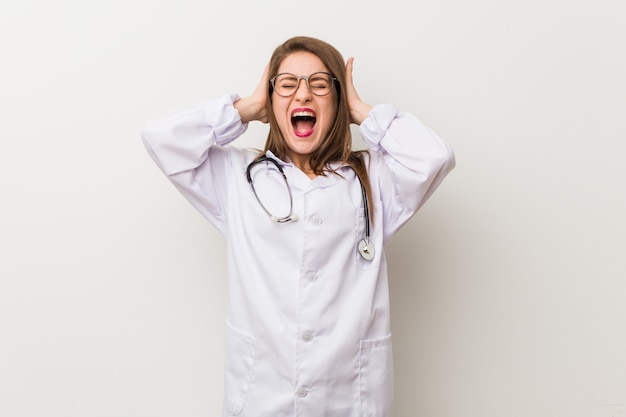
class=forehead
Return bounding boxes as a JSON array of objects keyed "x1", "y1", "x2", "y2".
[{"x1": 277, "y1": 51, "x2": 328, "y2": 75}]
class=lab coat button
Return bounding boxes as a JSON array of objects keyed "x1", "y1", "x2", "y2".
[
  {"x1": 305, "y1": 271, "x2": 317, "y2": 282},
  {"x1": 302, "y1": 330, "x2": 314, "y2": 342},
  {"x1": 310, "y1": 215, "x2": 323, "y2": 226},
  {"x1": 295, "y1": 386, "x2": 308, "y2": 398}
]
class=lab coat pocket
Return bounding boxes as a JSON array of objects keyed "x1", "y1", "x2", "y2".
[
  {"x1": 359, "y1": 334, "x2": 393, "y2": 417},
  {"x1": 224, "y1": 322, "x2": 259, "y2": 416}
]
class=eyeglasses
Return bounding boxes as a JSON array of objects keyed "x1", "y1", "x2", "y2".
[{"x1": 270, "y1": 72, "x2": 337, "y2": 97}]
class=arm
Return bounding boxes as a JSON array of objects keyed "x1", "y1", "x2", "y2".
[
  {"x1": 345, "y1": 58, "x2": 456, "y2": 242},
  {"x1": 142, "y1": 66, "x2": 271, "y2": 233},
  {"x1": 141, "y1": 94, "x2": 248, "y2": 233},
  {"x1": 361, "y1": 105, "x2": 455, "y2": 241}
]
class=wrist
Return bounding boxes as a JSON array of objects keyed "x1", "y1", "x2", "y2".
[
  {"x1": 234, "y1": 96, "x2": 262, "y2": 124},
  {"x1": 351, "y1": 102, "x2": 373, "y2": 125}
]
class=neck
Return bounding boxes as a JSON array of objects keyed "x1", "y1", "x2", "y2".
[
  {"x1": 298, "y1": 164, "x2": 318, "y2": 179},
  {"x1": 290, "y1": 155, "x2": 318, "y2": 179}
]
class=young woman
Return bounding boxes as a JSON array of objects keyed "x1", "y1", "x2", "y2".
[{"x1": 143, "y1": 36, "x2": 455, "y2": 417}]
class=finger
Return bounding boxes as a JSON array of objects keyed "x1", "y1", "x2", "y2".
[
  {"x1": 345, "y1": 57, "x2": 354, "y2": 81},
  {"x1": 254, "y1": 63, "x2": 271, "y2": 96},
  {"x1": 261, "y1": 63, "x2": 270, "y2": 82},
  {"x1": 345, "y1": 57, "x2": 360, "y2": 99}
]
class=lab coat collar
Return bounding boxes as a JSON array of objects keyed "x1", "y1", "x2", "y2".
[
  {"x1": 264, "y1": 150, "x2": 291, "y2": 166},
  {"x1": 263, "y1": 150, "x2": 352, "y2": 191},
  {"x1": 263, "y1": 150, "x2": 351, "y2": 171}
]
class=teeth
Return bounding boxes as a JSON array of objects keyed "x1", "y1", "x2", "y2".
[{"x1": 292, "y1": 111, "x2": 315, "y2": 118}]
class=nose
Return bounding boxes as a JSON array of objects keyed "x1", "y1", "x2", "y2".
[{"x1": 294, "y1": 78, "x2": 312, "y2": 102}]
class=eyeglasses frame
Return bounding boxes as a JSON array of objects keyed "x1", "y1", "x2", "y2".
[{"x1": 269, "y1": 72, "x2": 338, "y2": 97}]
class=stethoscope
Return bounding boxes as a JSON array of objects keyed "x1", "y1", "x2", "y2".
[{"x1": 246, "y1": 155, "x2": 374, "y2": 261}]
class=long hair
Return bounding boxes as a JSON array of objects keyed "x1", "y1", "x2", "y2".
[{"x1": 264, "y1": 36, "x2": 374, "y2": 214}]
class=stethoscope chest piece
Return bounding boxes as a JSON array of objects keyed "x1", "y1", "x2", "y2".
[{"x1": 358, "y1": 238, "x2": 375, "y2": 261}]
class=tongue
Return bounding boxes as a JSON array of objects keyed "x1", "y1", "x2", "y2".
[{"x1": 294, "y1": 119, "x2": 315, "y2": 134}]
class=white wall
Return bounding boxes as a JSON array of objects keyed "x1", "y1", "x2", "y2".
[{"x1": 1, "y1": 0, "x2": 625, "y2": 416}]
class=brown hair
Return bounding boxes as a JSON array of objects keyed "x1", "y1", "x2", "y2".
[{"x1": 264, "y1": 36, "x2": 374, "y2": 214}]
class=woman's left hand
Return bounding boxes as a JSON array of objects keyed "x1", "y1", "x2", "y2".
[{"x1": 345, "y1": 57, "x2": 373, "y2": 125}]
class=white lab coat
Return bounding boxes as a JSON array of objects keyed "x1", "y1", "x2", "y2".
[{"x1": 142, "y1": 94, "x2": 455, "y2": 417}]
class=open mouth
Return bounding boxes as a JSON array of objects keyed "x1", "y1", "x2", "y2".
[{"x1": 291, "y1": 109, "x2": 316, "y2": 137}]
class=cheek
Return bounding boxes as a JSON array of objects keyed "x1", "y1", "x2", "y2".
[
  {"x1": 326, "y1": 95, "x2": 339, "y2": 120},
  {"x1": 271, "y1": 100, "x2": 279, "y2": 117},
  {"x1": 272, "y1": 101, "x2": 288, "y2": 123},
  {"x1": 323, "y1": 103, "x2": 339, "y2": 130}
]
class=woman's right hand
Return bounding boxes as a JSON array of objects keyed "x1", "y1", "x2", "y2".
[{"x1": 234, "y1": 64, "x2": 270, "y2": 124}]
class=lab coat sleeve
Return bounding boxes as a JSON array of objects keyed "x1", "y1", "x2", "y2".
[
  {"x1": 141, "y1": 94, "x2": 247, "y2": 234},
  {"x1": 359, "y1": 104, "x2": 455, "y2": 243}
]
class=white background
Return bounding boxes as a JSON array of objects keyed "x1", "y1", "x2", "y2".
[{"x1": 1, "y1": 0, "x2": 625, "y2": 416}]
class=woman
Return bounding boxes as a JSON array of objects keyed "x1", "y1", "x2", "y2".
[{"x1": 143, "y1": 36, "x2": 455, "y2": 417}]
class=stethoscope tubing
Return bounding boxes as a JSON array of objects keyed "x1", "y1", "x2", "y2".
[
  {"x1": 246, "y1": 156, "x2": 372, "y2": 255},
  {"x1": 246, "y1": 156, "x2": 296, "y2": 223}
]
